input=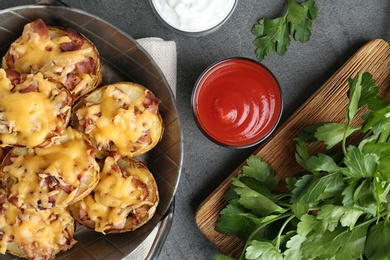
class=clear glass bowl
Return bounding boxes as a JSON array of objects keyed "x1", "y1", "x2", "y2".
[{"x1": 192, "y1": 57, "x2": 283, "y2": 148}]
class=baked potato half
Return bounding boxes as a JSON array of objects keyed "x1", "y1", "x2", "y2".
[
  {"x1": 0, "y1": 189, "x2": 76, "y2": 260},
  {"x1": 2, "y1": 19, "x2": 102, "y2": 100},
  {"x1": 0, "y1": 127, "x2": 100, "y2": 210},
  {"x1": 0, "y1": 69, "x2": 72, "y2": 148},
  {"x1": 71, "y1": 82, "x2": 164, "y2": 158},
  {"x1": 69, "y1": 156, "x2": 159, "y2": 234}
]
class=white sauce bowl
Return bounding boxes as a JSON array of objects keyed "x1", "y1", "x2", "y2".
[{"x1": 150, "y1": 0, "x2": 238, "y2": 36}]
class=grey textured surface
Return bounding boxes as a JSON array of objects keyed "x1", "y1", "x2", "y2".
[{"x1": 0, "y1": 1, "x2": 389, "y2": 259}]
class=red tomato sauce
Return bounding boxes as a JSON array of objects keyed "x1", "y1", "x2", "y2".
[{"x1": 192, "y1": 58, "x2": 282, "y2": 148}]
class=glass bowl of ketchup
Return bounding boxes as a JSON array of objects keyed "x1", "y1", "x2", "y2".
[{"x1": 192, "y1": 57, "x2": 283, "y2": 148}]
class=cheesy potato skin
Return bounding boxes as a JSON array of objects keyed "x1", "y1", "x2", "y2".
[
  {"x1": 71, "y1": 82, "x2": 164, "y2": 158},
  {"x1": 69, "y1": 156, "x2": 159, "y2": 234},
  {"x1": 0, "y1": 69, "x2": 72, "y2": 148},
  {"x1": 0, "y1": 127, "x2": 100, "y2": 211},
  {"x1": 0, "y1": 188, "x2": 77, "y2": 260},
  {"x1": 2, "y1": 19, "x2": 102, "y2": 101}
]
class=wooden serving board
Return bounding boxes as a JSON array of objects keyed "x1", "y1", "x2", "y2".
[{"x1": 195, "y1": 39, "x2": 390, "y2": 258}]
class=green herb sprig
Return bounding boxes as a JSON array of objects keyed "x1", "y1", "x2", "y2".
[
  {"x1": 214, "y1": 72, "x2": 390, "y2": 260},
  {"x1": 252, "y1": 0, "x2": 318, "y2": 62}
]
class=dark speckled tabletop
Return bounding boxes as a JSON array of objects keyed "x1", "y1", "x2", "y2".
[{"x1": 0, "y1": 1, "x2": 389, "y2": 259}]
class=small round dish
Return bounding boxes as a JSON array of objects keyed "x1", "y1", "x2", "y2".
[
  {"x1": 149, "y1": 0, "x2": 238, "y2": 37},
  {"x1": 192, "y1": 57, "x2": 283, "y2": 148}
]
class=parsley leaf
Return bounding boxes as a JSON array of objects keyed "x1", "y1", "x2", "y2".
[
  {"x1": 289, "y1": 167, "x2": 344, "y2": 204},
  {"x1": 314, "y1": 123, "x2": 360, "y2": 150},
  {"x1": 303, "y1": 221, "x2": 371, "y2": 260},
  {"x1": 215, "y1": 200, "x2": 261, "y2": 239},
  {"x1": 290, "y1": 0, "x2": 318, "y2": 43},
  {"x1": 365, "y1": 215, "x2": 390, "y2": 259},
  {"x1": 305, "y1": 153, "x2": 342, "y2": 174},
  {"x1": 245, "y1": 240, "x2": 283, "y2": 260},
  {"x1": 362, "y1": 104, "x2": 390, "y2": 134},
  {"x1": 342, "y1": 179, "x2": 378, "y2": 216},
  {"x1": 342, "y1": 146, "x2": 379, "y2": 178},
  {"x1": 316, "y1": 205, "x2": 364, "y2": 231},
  {"x1": 232, "y1": 177, "x2": 287, "y2": 217},
  {"x1": 243, "y1": 155, "x2": 279, "y2": 189},
  {"x1": 252, "y1": 0, "x2": 318, "y2": 61}
]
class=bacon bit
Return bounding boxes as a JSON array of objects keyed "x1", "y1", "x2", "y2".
[
  {"x1": 143, "y1": 92, "x2": 160, "y2": 114},
  {"x1": 5, "y1": 69, "x2": 21, "y2": 85},
  {"x1": 59, "y1": 42, "x2": 78, "y2": 51},
  {"x1": 48, "y1": 194, "x2": 56, "y2": 206},
  {"x1": 132, "y1": 178, "x2": 148, "y2": 199},
  {"x1": 126, "y1": 211, "x2": 139, "y2": 226},
  {"x1": 64, "y1": 73, "x2": 82, "y2": 91},
  {"x1": 83, "y1": 140, "x2": 96, "y2": 157},
  {"x1": 59, "y1": 28, "x2": 86, "y2": 51},
  {"x1": 119, "y1": 166, "x2": 128, "y2": 178},
  {"x1": 4, "y1": 151, "x2": 18, "y2": 166},
  {"x1": 61, "y1": 228, "x2": 77, "y2": 250},
  {"x1": 64, "y1": 95, "x2": 73, "y2": 106},
  {"x1": 110, "y1": 161, "x2": 121, "y2": 174},
  {"x1": 84, "y1": 118, "x2": 95, "y2": 134},
  {"x1": 8, "y1": 196, "x2": 19, "y2": 207},
  {"x1": 134, "y1": 106, "x2": 141, "y2": 115},
  {"x1": 5, "y1": 54, "x2": 14, "y2": 67},
  {"x1": 137, "y1": 132, "x2": 152, "y2": 145},
  {"x1": 59, "y1": 183, "x2": 72, "y2": 194},
  {"x1": 131, "y1": 144, "x2": 140, "y2": 152},
  {"x1": 74, "y1": 57, "x2": 97, "y2": 74},
  {"x1": 27, "y1": 19, "x2": 49, "y2": 40},
  {"x1": 78, "y1": 205, "x2": 90, "y2": 221},
  {"x1": 99, "y1": 140, "x2": 114, "y2": 152},
  {"x1": 20, "y1": 83, "x2": 39, "y2": 93},
  {"x1": 41, "y1": 175, "x2": 58, "y2": 191}
]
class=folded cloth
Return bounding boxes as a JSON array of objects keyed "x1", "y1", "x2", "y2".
[
  {"x1": 122, "y1": 37, "x2": 177, "y2": 260},
  {"x1": 137, "y1": 37, "x2": 177, "y2": 97}
]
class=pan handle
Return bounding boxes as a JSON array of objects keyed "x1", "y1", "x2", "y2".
[{"x1": 35, "y1": 0, "x2": 69, "y2": 6}]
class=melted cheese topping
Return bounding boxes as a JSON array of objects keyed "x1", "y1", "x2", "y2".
[
  {"x1": 12, "y1": 34, "x2": 85, "y2": 74},
  {"x1": 3, "y1": 127, "x2": 99, "y2": 209},
  {"x1": 0, "y1": 69, "x2": 70, "y2": 147},
  {"x1": 5, "y1": 22, "x2": 99, "y2": 97},
  {"x1": 0, "y1": 200, "x2": 75, "y2": 257},
  {"x1": 76, "y1": 84, "x2": 162, "y2": 157},
  {"x1": 9, "y1": 26, "x2": 86, "y2": 76},
  {"x1": 76, "y1": 156, "x2": 157, "y2": 233}
]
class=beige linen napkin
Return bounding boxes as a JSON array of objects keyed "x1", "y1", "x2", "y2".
[
  {"x1": 123, "y1": 37, "x2": 177, "y2": 260},
  {"x1": 136, "y1": 37, "x2": 177, "y2": 96}
]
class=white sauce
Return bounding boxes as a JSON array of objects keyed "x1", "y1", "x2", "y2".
[{"x1": 151, "y1": 0, "x2": 236, "y2": 33}]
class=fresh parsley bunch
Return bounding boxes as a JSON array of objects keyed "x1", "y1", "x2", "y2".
[
  {"x1": 215, "y1": 72, "x2": 390, "y2": 260},
  {"x1": 252, "y1": 0, "x2": 318, "y2": 62}
]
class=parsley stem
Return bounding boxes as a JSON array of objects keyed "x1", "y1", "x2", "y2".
[
  {"x1": 275, "y1": 214, "x2": 295, "y2": 250},
  {"x1": 378, "y1": 128, "x2": 390, "y2": 143},
  {"x1": 342, "y1": 125, "x2": 349, "y2": 156},
  {"x1": 238, "y1": 212, "x2": 293, "y2": 260}
]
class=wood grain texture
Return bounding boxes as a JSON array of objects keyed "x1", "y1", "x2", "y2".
[{"x1": 195, "y1": 39, "x2": 390, "y2": 258}]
